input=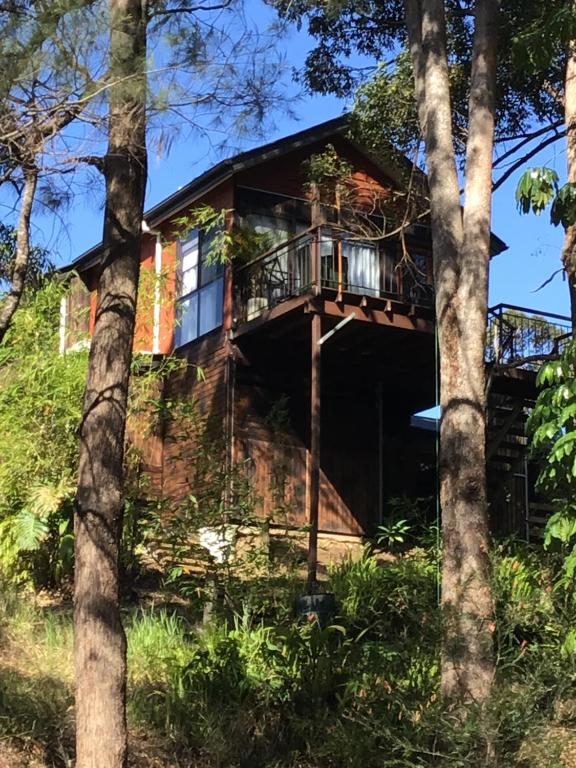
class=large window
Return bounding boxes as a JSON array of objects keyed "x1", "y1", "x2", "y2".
[{"x1": 175, "y1": 229, "x2": 224, "y2": 347}]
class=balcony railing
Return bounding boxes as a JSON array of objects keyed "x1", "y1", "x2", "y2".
[
  {"x1": 487, "y1": 304, "x2": 571, "y2": 367},
  {"x1": 233, "y1": 227, "x2": 434, "y2": 325}
]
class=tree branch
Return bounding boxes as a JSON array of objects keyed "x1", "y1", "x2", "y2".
[
  {"x1": 0, "y1": 167, "x2": 38, "y2": 344},
  {"x1": 492, "y1": 352, "x2": 563, "y2": 371},
  {"x1": 494, "y1": 120, "x2": 563, "y2": 165},
  {"x1": 492, "y1": 129, "x2": 566, "y2": 191},
  {"x1": 150, "y1": 0, "x2": 233, "y2": 16}
]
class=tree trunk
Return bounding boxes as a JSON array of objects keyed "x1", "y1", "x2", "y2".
[
  {"x1": 562, "y1": 18, "x2": 576, "y2": 332},
  {"x1": 405, "y1": 0, "x2": 498, "y2": 705},
  {"x1": 0, "y1": 167, "x2": 38, "y2": 344},
  {"x1": 73, "y1": 2, "x2": 147, "y2": 766},
  {"x1": 439, "y1": 0, "x2": 499, "y2": 704}
]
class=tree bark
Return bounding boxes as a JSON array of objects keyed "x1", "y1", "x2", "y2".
[
  {"x1": 0, "y1": 167, "x2": 38, "y2": 344},
  {"x1": 439, "y1": 0, "x2": 498, "y2": 703},
  {"x1": 562, "y1": 13, "x2": 576, "y2": 332},
  {"x1": 73, "y1": 1, "x2": 147, "y2": 766},
  {"x1": 405, "y1": 0, "x2": 498, "y2": 705}
]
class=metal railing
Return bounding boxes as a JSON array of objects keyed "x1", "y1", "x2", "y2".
[
  {"x1": 233, "y1": 227, "x2": 434, "y2": 324},
  {"x1": 487, "y1": 304, "x2": 571, "y2": 367}
]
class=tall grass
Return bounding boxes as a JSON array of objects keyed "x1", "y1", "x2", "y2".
[{"x1": 1, "y1": 543, "x2": 576, "y2": 767}]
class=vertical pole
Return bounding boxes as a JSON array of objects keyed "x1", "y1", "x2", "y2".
[
  {"x1": 524, "y1": 456, "x2": 530, "y2": 544},
  {"x1": 307, "y1": 312, "x2": 321, "y2": 593},
  {"x1": 378, "y1": 381, "x2": 384, "y2": 526},
  {"x1": 310, "y1": 182, "x2": 322, "y2": 294},
  {"x1": 336, "y1": 187, "x2": 343, "y2": 296},
  {"x1": 311, "y1": 229, "x2": 320, "y2": 294}
]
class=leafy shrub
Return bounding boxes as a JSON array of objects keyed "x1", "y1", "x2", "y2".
[
  {"x1": 4, "y1": 541, "x2": 576, "y2": 766},
  {"x1": 0, "y1": 281, "x2": 188, "y2": 587},
  {"x1": 0, "y1": 282, "x2": 86, "y2": 585}
]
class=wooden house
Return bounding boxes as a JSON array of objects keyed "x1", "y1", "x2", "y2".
[{"x1": 61, "y1": 117, "x2": 571, "y2": 563}]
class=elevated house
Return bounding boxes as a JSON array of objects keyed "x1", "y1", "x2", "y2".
[{"x1": 61, "y1": 117, "x2": 571, "y2": 565}]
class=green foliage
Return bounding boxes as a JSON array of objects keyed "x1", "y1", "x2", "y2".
[
  {"x1": 0, "y1": 281, "x2": 86, "y2": 585},
  {"x1": 375, "y1": 495, "x2": 435, "y2": 552},
  {"x1": 529, "y1": 342, "x2": 576, "y2": 502},
  {"x1": 0, "y1": 222, "x2": 52, "y2": 289},
  {"x1": 375, "y1": 517, "x2": 411, "y2": 549},
  {"x1": 528, "y1": 340, "x2": 576, "y2": 585},
  {"x1": 352, "y1": 53, "x2": 420, "y2": 157},
  {"x1": 516, "y1": 168, "x2": 576, "y2": 231},
  {"x1": 551, "y1": 182, "x2": 576, "y2": 228},
  {"x1": 3, "y1": 540, "x2": 576, "y2": 766},
  {"x1": 0, "y1": 280, "x2": 180, "y2": 586},
  {"x1": 512, "y1": 2, "x2": 576, "y2": 73},
  {"x1": 172, "y1": 204, "x2": 233, "y2": 265},
  {"x1": 124, "y1": 548, "x2": 443, "y2": 765},
  {"x1": 230, "y1": 223, "x2": 275, "y2": 265},
  {"x1": 276, "y1": 0, "x2": 565, "y2": 155},
  {"x1": 515, "y1": 167, "x2": 559, "y2": 216},
  {"x1": 303, "y1": 142, "x2": 354, "y2": 201}
]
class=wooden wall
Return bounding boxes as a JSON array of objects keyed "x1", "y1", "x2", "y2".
[
  {"x1": 233, "y1": 379, "x2": 307, "y2": 527},
  {"x1": 62, "y1": 276, "x2": 91, "y2": 349},
  {"x1": 161, "y1": 330, "x2": 231, "y2": 506},
  {"x1": 125, "y1": 372, "x2": 164, "y2": 499},
  {"x1": 231, "y1": 337, "x2": 381, "y2": 536},
  {"x1": 236, "y1": 136, "x2": 398, "y2": 208}
]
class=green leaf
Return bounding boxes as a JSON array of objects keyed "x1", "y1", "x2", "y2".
[
  {"x1": 516, "y1": 167, "x2": 559, "y2": 216},
  {"x1": 545, "y1": 510, "x2": 576, "y2": 547},
  {"x1": 12, "y1": 509, "x2": 49, "y2": 552}
]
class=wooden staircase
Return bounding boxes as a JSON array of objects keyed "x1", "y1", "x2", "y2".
[
  {"x1": 486, "y1": 384, "x2": 533, "y2": 539},
  {"x1": 485, "y1": 305, "x2": 572, "y2": 541},
  {"x1": 486, "y1": 385, "x2": 555, "y2": 542}
]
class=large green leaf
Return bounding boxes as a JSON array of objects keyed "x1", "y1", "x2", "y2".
[
  {"x1": 11, "y1": 508, "x2": 49, "y2": 552},
  {"x1": 515, "y1": 167, "x2": 559, "y2": 215}
]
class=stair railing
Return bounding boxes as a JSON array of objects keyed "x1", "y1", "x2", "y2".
[{"x1": 486, "y1": 303, "x2": 571, "y2": 367}]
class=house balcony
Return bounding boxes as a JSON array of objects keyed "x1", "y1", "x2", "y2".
[
  {"x1": 232, "y1": 226, "x2": 434, "y2": 332},
  {"x1": 487, "y1": 304, "x2": 571, "y2": 368}
]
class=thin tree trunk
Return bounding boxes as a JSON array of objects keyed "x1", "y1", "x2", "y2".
[
  {"x1": 404, "y1": 0, "x2": 497, "y2": 704},
  {"x1": 73, "y1": 1, "x2": 147, "y2": 766},
  {"x1": 439, "y1": 0, "x2": 499, "y2": 703},
  {"x1": 0, "y1": 167, "x2": 37, "y2": 344},
  {"x1": 562, "y1": 16, "x2": 576, "y2": 332}
]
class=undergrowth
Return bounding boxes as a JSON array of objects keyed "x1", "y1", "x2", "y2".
[{"x1": 1, "y1": 542, "x2": 576, "y2": 767}]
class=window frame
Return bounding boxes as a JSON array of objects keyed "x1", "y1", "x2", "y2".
[{"x1": 174, "y1": 227, "x2": 225, "y2": 348}]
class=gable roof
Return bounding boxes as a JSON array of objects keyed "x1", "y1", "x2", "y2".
[{"x1": 64, "y1": 115, "x2": 507, "y2": 275}]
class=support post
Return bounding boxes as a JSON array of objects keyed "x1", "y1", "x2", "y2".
[
  {"x1": 307, "y1": 312, "x2": 321, "y2": 593},
  {"x1": 378, "y1": 380, "x2": 384, "y2": 525},
  {"x1": 310, "y1": 182, "x2": 323, "y2": 294},
  {"x1": 336, "y1": 187, "x2": 343, "y2": 296}
]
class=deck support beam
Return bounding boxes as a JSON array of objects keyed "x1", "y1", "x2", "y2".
[{"x1": 307, "y1": 312, "x2": 321, "y2": 593}]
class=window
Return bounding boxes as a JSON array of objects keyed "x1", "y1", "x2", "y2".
[
  {"x1": 345, "y1": 240, "x2": 380, "y2": 296},
  {"x1": 175, "y1": 228, "x2": 224, "y2": 347}
]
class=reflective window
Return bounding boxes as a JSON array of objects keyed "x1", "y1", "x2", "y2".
[{"x1": 175, "y1": 228, "x2": 224, "y2": 347}]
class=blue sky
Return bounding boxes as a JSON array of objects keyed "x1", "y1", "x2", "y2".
[{"x1": 20, "y1": 1, "x2": 572, "y2": 321}]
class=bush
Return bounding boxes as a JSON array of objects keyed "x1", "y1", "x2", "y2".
[
  {"x1": 4, "y1": 532, "x2": 576, "y2": 766},
  {"x1": 0, "y1": 281, "x2": 86, "y2": 586}
]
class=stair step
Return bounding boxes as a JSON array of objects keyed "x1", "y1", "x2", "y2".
[
  {"x1": 489, "y1": 415, "x2": 527, "y2": 426},
  {"x1": 496, "y1": 440, "x2": 527, "y2": 451},
  {"x1": 529, "y1": 502, "x2": 554, "y2": 513},
  {"x1": 489, "y1": 455, "x2": 524, "y2": 466}
]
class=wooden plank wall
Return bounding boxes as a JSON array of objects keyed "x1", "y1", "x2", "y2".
[
  {"x1": 236, "y1": 136, "x2": 397, "y2": 209},
  {"x1": 233, "y1": 381, "x2": 306, "y2": 526},
  {"x1": 233, "y1": 376, "x2": 374, "y2": 535},
  {"x1": 126, "y1": 373, "x2": 164, "y2": 499},
  {"x1": 161, "y1": 331, "x2": 231, "y2": 506},
  {"x1": 63, "y1": 276, "x2": 91, "y2": 350}
]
